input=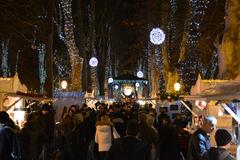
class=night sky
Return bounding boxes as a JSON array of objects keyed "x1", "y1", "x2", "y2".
[{"x1": 0, "y1": 0, "x2": 226, "y2": 94}]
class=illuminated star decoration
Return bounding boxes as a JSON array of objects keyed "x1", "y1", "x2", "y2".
[
  {"x1": 89, "y1": 57, "x2": 98, "y2": 67},
  {"x1": 150, "y1": 28, "x2": 166, "y2": 45}
]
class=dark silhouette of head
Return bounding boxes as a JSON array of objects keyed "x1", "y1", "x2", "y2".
[
  {"x1": 0, "y1": 111, "x2": 11, "y2": 124},
  {"x1": 215, "y1": 129, "x2": 232, "y2": 147},
  {"x1": 126, "y1": 119, "x2": 139, "y2": 136}
]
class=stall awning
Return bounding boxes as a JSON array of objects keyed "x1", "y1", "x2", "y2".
[
  {"x1": 181, "y1": 93, "x2": 240, "y2": 101},
  {"x1": 5, "y1": 92, "x2": 53, "y2": 102}
]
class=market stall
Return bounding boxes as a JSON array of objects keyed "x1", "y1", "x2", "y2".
[
  {"x1": 0, "y1": 73, "x2": 27, "y2": 112},
  {"x1": 182, "y1": 75, "x2": 240, "y2": 157},
  {"x1": 0, "y1": 73, "x2": 52, "y2": 127}
]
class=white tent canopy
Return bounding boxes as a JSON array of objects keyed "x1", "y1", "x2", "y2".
[
  {"x1": 188, "y1": 74, "x2": 240, "y2": 101},
  {"x1": 0, "y1": 73, "x2": 28, "y2": 111},
  {"x1": 0, "y1": 72, "x2": 27, "y2": 94}
]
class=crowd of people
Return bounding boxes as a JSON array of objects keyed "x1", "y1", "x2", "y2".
[
  {"x1": 0, "y1": 104, "x2": 55, "y2": 160},
  {"x1": 0, "y1": 101, "x2": 236, "y2": 160}
]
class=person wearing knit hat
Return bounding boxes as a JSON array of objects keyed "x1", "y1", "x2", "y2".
[
  {"x1": 215, "y1": 129, "x2": 232, "y2": 147},
  {"x1": 207, "y1": 129, "x2": 235, "y2": 160}
]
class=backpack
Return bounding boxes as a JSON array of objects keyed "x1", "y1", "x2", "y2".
[{"x1": 4, "y1": 126, "x2": 22, "y2": 160}]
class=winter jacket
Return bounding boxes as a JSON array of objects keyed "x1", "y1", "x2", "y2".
[
  {"x1": 208, "y1": 147, "x2": 235, "y2": 160},
  {"x1": 158, "y1": 124, "x2": 180, "y2": 160},
  {"x1": 20, "y1": 113, "x2": 46, "y2": 160},
  {"x1": 105, "y1": 136, "x2": 151, "y2": 160},
  {"x1": 0, "y1": 124, "x2": 14, "y2": 160},
  {"x1": 95, "y1": 125, "x2": 120, "y2": 152},
  {"x1": 187, "y1": 128, "x2": 211, "y2": 160}
]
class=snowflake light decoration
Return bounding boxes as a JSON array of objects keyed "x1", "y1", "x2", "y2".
[
  {"x1": 137, "y1": 71, "x2": 144, "y2": 78},
  {"x1": 89, "y1": 57, "x2": 98, "y2": 67},
  {"x1": 150, "y1": 28, "x2": 165, "y2": 45}
]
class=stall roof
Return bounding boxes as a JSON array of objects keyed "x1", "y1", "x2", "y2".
[
  {"x1": 5, "y1": 92, "x2": 52, "y2": 102},
  {"x1": 181, "y1": 93, "x2": 240, "y2": 101},
  {"x1": 183, "y1": 74, "x2": 240, "y2": 101},
  {"x1": 0, "y1": 73, "x2": 27, "y2": 93}
]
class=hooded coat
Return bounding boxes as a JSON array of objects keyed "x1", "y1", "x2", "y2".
[{"x1": 95, "y1": 117, "x2": 120, "y2": 152}]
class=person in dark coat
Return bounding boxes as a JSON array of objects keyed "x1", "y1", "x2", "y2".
[
  {"x1": 41, "y1": 104, "x2": 55, "y2": 160},
  {"x1": 158, "y1": 113, "x2": 180, "y2": 160},
  {"x1": 70, "y1": 112, "x2": 88, "y2": 160},
  {"x1": 0, "y1": 111, "x2": 16, "y2": 160},
  {"x1": 187, "y1": 115, "x2": 217, "y2": 160},
  {"x1": 20, "y1": 111, "x2": 46, "y2": 160},
  {"x1": 105, "y1": 119, "x2": 151, "y2": 160},
  {"x1": 207, "y1": 129, "x2": 235, "y2": 160},
  {"x1": 138, "y1": 112, "x2": 159, "y2": 160},
  {"x1": 111, "y1": 111, "x2": 126, "y2": 138}
]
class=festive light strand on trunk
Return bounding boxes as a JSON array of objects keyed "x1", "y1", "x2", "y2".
[{"x1": 61, "y1": 0, "x2": 83, "y2": 91}]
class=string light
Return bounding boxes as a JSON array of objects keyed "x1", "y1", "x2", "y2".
[
  {"x1": 53, "y1": 91, "x2": 84, "y2": 98},
  {"x1": 61, "y1": 0, "x2": 83, "y2": 91},
  {"x1": 53, "y1": 51, "x2": 71, "y2": 78},
  {"x1": 1, "y1": 39, "x2": 10, "y2": 77},
  {"x1": 179, "y1": 0, "x2": 210, "y2": 90},
  {"x1": 38, "y1": 43, "x2": 47, "y2": 94}
]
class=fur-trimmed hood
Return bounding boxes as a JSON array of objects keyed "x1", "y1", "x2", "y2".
[
  {"x1": 96, "y1": 115, "x2": 113, "y2": 126},
  {"x1": 96, "y1": 118, "x2": 113, "y2": 126}
]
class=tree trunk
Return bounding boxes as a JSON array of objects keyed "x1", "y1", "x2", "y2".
[
  {"x1": 44, "y1": 0, "x2": 57, "y2": 97},
  {"x1": 219, "y1": 0, "x2": 240, "y2": 79},
  {"x1": 151, "y1": 48, "x2": 159, "y2": 97},
  {"x1": 61, "y1": 0, "x2": 83, "y2": 91},
  {"x1": 76, "y1": 0, "x2": 88, "y2": 91},
  {"x1": 89, "y1": 0, "x2": 99, "y2": 96}
]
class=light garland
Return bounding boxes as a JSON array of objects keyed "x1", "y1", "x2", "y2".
[
  {"x1": 188, "y1": 0, "x2": 209, "y2": 48},
  {"x1": 38, "y1": 43, "x2": 47, "y2": 94},
  {"x1": 61, "y1": 0, "x2": 83, "y2": 91},
  {"x1": 53, "y1": 50, "x2": 71, "y2": 78},
  {"x1": 1, "y1": 39, "x2": 10, "y2": 77},
  {"x1": 168, "y1": 0, "x2": 177, "y2": 60},
  {"x1": 146, "y1": 40, "x2": 152, "y2": 94},
  {"x1": 179, "y1": 0, "x2": 210, "y2": 90},
  {"x1": 53, "y1": 91, "x2": 85, "y2": 98},
  {"x1": 104, "y1": 38, "x2": 111, "y2": 98},
  {"x1": 54, "y1": 3, "x2": 66, "y2": 44}
]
